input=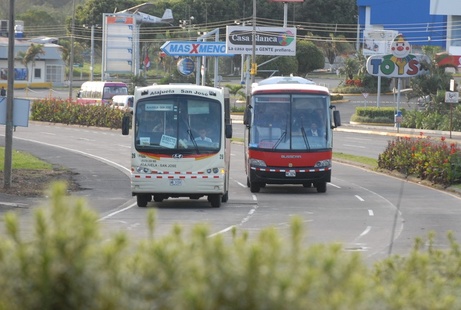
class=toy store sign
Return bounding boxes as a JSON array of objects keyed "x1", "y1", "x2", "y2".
[
  {"x1": 366, "y1": 34, "x2": 429, "y2": 78},
  {"x1": 366, "y1": 54, "x2": 429, "y2": 78}
]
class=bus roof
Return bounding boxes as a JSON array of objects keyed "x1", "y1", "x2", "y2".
[
  {"x1": 135, "y1": 83, "x2": 225, "y2": 99},
  {"x1": 256, "y1": 76, "x2": 315, "y2": 86},
  {"x1": 80, "y1": 81, "x2": 127, "y2": 88},
  {"x1": 252, "y1": 76, "x2": 329, "y2": 95}
]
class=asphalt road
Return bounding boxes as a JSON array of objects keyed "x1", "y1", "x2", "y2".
[
  {"x1": 2, "y1": 80, "x2": 461, "y2": 263},
  {"x1": 2, "y1": 121, "x2": 461, "y2": 264}
]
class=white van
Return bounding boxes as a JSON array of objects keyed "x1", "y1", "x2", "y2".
[{"x1": 111, "y1": 95, "x2": 134, "y2": 112}]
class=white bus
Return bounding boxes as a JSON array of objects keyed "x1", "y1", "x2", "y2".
[{"x1": 122, "y1": 84, "x2": 233, "y2": 208}]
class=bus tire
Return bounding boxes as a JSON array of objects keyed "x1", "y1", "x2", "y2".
[
  {"x1": 315, "y1": 182, "x2": 327, "y2": 193},
  {"x1": 250, "y1": 181, "x2": 261, "y2": 193},
  {"x1": 137, "y1": 194, "x2": 151, "y2": 207},
  {"x1": 222, "y1": 191, "x2": 229, "y2": 202},
  {"x1": 153, "y1": 195, "x2": 164, "y2": 202},
  {"x1": 209, "y1": 194, "x2": 222, "y2": 208}
]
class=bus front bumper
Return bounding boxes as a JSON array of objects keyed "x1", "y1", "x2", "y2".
[{"x1": 249, "y1": 166, "x2": 331, "y2": 184}]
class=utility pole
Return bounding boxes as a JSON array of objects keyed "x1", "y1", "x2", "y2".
[
  {"x1": 4, "y1": 0, "x2": 15, "y2": 188},
  {"x1": 68, "y1": 0, "x2": 76, "y2": 99},
  {"x1": 90, "y1": 25, "x2": 95, "y2": 81},
  {"x1": 250, "y1": 0, "x2": 257, "y2": 85}
]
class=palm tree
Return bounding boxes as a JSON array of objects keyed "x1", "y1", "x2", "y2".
[
  {"x1": 18, "y1": 43, "x2": 45, "y2": 83},
  {"x1": 225, "y1": 84, "x2": 244, "y2": 109}
]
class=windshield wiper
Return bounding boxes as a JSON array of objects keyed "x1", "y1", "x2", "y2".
[
  {"x1": 273, "y1": 131, "x2": 286, "y2": 149},
  {"x1": 300, "y1": 126, "x2": 310, "y2": 149},
  {"x1": 187, "y1": 128, "x2": 200, "y2": 154}
]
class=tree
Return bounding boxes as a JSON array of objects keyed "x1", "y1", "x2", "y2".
[
  {"x1": 17, "y1": 43, "x2": 45, "y2": 83},
  {"x1": 409, "y1": 45, "x2": 454, "y2": 112},
  {"x1": 57, "y1": 39, "x2": 85, "y2": 77},
  {"x1": 343, "y1": 57, "x2": 359, "y2": 80},
  {"x1": 255, "y1": 55, "x2": 298, "y2": 77},
  {"x1": 317, "y1": 34, "x2": 355, "y2": 66},
  {"x1": 17, "y1": 9, "x2": 64, "y2": 36},
  {"x1": 296, "y1": 40, "x2": 324, "y2": 76}
]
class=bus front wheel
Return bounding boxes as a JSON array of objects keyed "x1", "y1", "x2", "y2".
[
  {"x1": 137, "y1": 194, "x2": 151, "y2": 207},
  {"x1": 153, "y1": 195, "x2": 164, "y2": 202},
  {"x1": 209, "y1": 194, "x2": 222, "y2": 208},
  {"x1": 222, "y1": 191, "x2": 229, "y2": 202},
  {"x1": 315, "y1": 182, "x2": 327, "y2": 193},
  {"x1": 249, "y1": 181, "x2": 261, "y2": 193}
]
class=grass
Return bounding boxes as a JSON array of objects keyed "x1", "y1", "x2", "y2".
[
  {"x1": 333, "y1": 152, "x2": 378, "y2": 168},
  {"x1": 0, "y1": 147, "x2": 52, "y2": 171}
]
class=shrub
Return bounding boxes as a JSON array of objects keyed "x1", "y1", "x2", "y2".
[
  {"x1": 351, "y1": 107, "x2": 395, "y2": 124},
  {"x1": 31, "y1": 98, "x2": 128, "y2": 129},
  {"x1": 2, "y1": 182, "x2": 461, "y2": 308},
  {"x1": 378, "y1": 134, "x2": 461, "y2": 186},
  {"x1": 402, "y1": 105, "x2": 461, "y2": 132}
]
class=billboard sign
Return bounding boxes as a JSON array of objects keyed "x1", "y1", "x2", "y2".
[
  {"x1": 226, "y1": 26, "x2": 296, "y2": 56},
  {"x1": 161, "y1": 41, "x2": 232, "y2": 57},
  {"x1": 102, "y1": 14, "x2": 135, "y2": 75},
  {"x1": 362, "y1": 29, "x2": 398, "y2": 56},
  {"x1": 366, "y1": 35, "x2": 429, "y2": 77}
]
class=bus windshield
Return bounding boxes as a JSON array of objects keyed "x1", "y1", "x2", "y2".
[
  {"x1": 103, "y1": 85, "x2": 128, "y2": 99},
  {"x1": 135, "y1": 96, "x2": 221, "y2": 153},
  {"x1": 249, "y1": 94, "x2": 332, "y2": 150}
]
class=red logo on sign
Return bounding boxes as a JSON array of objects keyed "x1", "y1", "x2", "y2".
[{"x1": 190, "y1": 44, "x2": 199, "y2": 54}]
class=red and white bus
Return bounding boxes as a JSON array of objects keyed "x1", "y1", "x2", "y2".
[
  {"x1": 243, "y1": 76, "x2": 341, "y2": 193},
  {"x1": 76, "y1": 81, "x2": 128, "y2": 105}
]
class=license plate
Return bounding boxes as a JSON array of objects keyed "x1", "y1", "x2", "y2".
[
  {"x1": 285, "y1": 170, "x2": 296, "y2": 177},
  {"x1": 169, "y1": 179, "x2": 183, "y2": 186}
]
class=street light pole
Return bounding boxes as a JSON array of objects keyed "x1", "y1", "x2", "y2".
[
  {"x1": 90, "y1": 25, "x2": 94, "y2": 81},
  {"x1": 4, "y1": 0, "x2": 15, "y2": 189},
  {"x1": 251, "y1": 0, "x2": 256, "y2": 85},
  {"x1": 68, "y1": 0, "x2": 76, "y2": 99}
]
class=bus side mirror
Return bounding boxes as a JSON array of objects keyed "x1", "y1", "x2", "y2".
[
  {"x1": 225, "y1": 124, "x2": 233, "y2": 139},
  {"x1": 122, "y1": 114, "x2": 131, "y2": 135},
  {"x1": 332, "y1": 110, "x2": 341, "y2": 128},
  {"x1": 243, "y1": 106, "x2": 252, "y2": 126}
]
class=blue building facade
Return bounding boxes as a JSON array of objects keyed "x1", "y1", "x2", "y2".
[{"x1": 357, "y1": 0, "x2": 461, "y2": 58}]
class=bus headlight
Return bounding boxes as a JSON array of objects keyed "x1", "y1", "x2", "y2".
[
  {"x1": 314, "y1": 159, "x2": 331, "y2": 168},
  {"x1": 207, "y1": 168, "x2": 221, "y2": 174},
  {"x1": 249, "y1": 158, "x2": 267, "y2": 167},
  {"x1": 136, "y1": 166, "x2": 151, "y2": 173}
]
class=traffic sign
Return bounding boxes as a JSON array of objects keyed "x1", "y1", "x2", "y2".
[
  {"x1": 445, "y1": 91, "x2": 459, "y2": 103},
  {"x1": 161, "y1": 41, "x2": 233, "y2": 57}
]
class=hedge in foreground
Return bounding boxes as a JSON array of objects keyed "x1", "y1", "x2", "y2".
[{"x1": 0, "y1": 182, "x2": 461, "y2": 309}]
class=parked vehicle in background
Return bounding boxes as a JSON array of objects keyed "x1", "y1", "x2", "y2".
[
  {"x1": 77, "y1": 81, "x2": 128, "y2": 106},
  {"x1": 111, "y1": 95, "x2": 134, "y2": 112}
]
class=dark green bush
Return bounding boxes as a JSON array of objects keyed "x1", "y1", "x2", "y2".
[
  {"x1": 402, "y1": 105, "x2": 461, "y2": 131},
  {"x1": 31, "y1": 98, "x2": 127, "y2": 129},
  {"x1": 351, "y1": 107, "x2": 396, "y2": 124}
]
